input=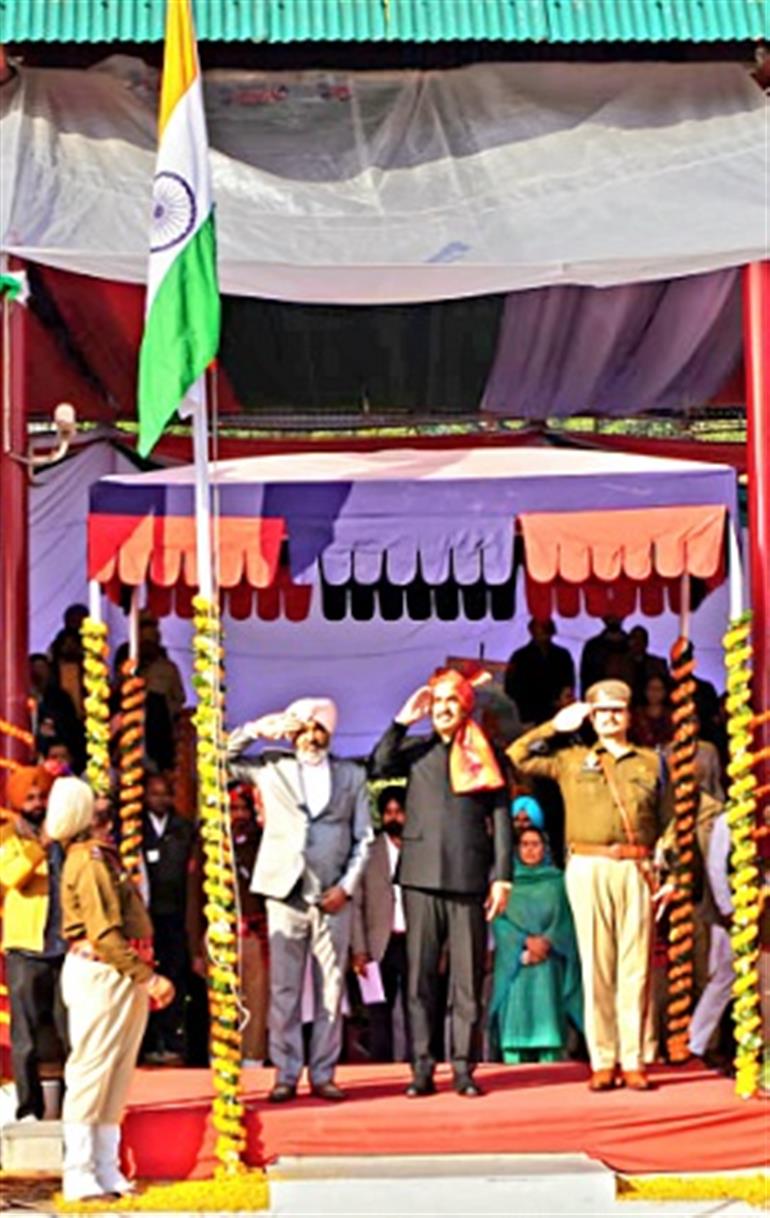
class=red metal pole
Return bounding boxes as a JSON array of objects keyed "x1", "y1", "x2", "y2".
[
  {"x1": 743, "y1": 261, "x2": 770, "y2": 839},
  {"x1": 0, "y1": 261, "x2": 31, "y2": 778}
]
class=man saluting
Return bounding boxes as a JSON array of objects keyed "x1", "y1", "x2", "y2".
[
  {"x1": 371, "y1": 669, "x2": 511, "y2": 1098},
  {"x1": 508, "y1": 680, "x2": 666, "y2": 1092}
]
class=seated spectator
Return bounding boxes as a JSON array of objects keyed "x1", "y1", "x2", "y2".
[
  {"x1": 510, "y1": 792, "x2": 546, "y2": 835},
  {"x1": 0, "y1": 764, "x2": 68, "y2": 1120},
  {"x1": 627, "y1": 626, "x2": 669, "y2": 704},
  {"x1": 138, "y1": 615, "x2": 186, "y2": 725},
  {"x1": 229, "y1": 784, "x2": 269, "y2": 1066},
  {"x1": 39, "y1": 738, "x2": 75, "y2": 773},
  {"x1": 579, "y1": 616, "x2": 631, "y2": 695},
  {"x1": 111, "y1": 643, "x2": 175, "y2": 774},
  {"x1": 553, "y1": 684, "x2": 577, "y2": 713},
  {"x1": 352, "y1": 785, "x2": 410, "y2": 1063},
  {"x1": 60, "y1": 603, "x2": 88, "y2": 634},
  {"x1": 29, "y1": 653, "x2": 85, "y2": 774},
  {"x1": 49, "y1": 629, "x2": 86, "y2": 724},
  {"x1": 688, "y1": 799, "x2": 733, "y2": 1070},
  {"x1": 140, "y1": 774, "x2": 198, "y2": 1065},
  {"x1": 504, "y1": 619, "x2": 576, "y2": 728},
  {"x1": 511, "y1": 778, "x2": 565, "y2": 868},
  {"x1": 489, "y1": 827, "x2": 582, "y2": 1064},
  {"x1": 664, "y1": 715, "x2": 724, "y2": 801},
  {"x1": 631, "y1": 674, "x2": 673, "y2": 748},
  {"x1": 690, "y1": 654, "x2": 727, "y2": 757}
]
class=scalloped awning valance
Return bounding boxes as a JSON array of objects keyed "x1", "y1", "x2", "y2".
[
  {"x1": 87, "y1": 447, "x2": 736, "y2": 621},
  {"x1": 519, "y1": 505, "x2": 726, "y2": 620}
]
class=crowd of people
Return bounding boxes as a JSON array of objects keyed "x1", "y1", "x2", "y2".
[{"x1": 2, "y1": 604, "x2": 767, "y2": 1200}]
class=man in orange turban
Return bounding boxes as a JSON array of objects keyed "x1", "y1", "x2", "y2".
[
  {"x1": 371, "y1": 668, "x2": 512, "y2": 1098},
  {"x1": 0, "y1": 764, "x2": 67, "y2": 1119}
]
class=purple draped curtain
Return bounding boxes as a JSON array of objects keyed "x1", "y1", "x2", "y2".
[{"x1": 481, "y1": 269, "x2": 741, "y2": 418}]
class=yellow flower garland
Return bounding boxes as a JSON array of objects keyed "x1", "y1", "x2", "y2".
[
  {"x1": 191, "y1": 595, "x2": 246, "y2": 1175},
  {"x1": 618, "y1": 1173, "x2": 768, "y2": 1209},
  {"x1": 118, "y1": 659, "x2": 146, "y2": 884},
  {"x1": 81, "y1": 617, "x2": 111, "y2": 796},
  {"x1": 723, "y1": 613, "x2": 762, "y2": 1099}
]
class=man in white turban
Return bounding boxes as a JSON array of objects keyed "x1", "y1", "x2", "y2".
[
  {"x1": 48, "y1": 776, "x2": 174, "y2": 1201},
  {"x1": 228, "y1": 697, "x2": 372, "y2": 1102}
]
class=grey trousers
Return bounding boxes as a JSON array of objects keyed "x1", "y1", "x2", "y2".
[{"x1": 266, "y1": 896, "x2": 352, "y2": 1086}]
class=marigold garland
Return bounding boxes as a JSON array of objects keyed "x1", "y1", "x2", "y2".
[
  {"x1": 665, "y1": 636, "x2": 698, "y2": 1062},
  {"x1": 81, "y1": 617, "x2": 111, "y2": 797},
  {"x1": 618, "y1": 1173, "x2": 769, "y2": 1209},
  {"x1": 54, "y1": 1171, "x2": 268, "y2": 1212},
  {"x1": 723, "y1": 613, "x2": 762, "y2": 1099},
  {"x1": 191, "y1": 594, "x2": 246, "y2": 1175},
  {"x1": 0, "y1": 718, "x2": 34, "y2": 746},
  {"x1": 118, "y1": 658, "x2": 146, "y2": 884}
]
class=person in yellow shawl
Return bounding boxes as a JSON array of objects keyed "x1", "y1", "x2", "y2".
[
  {"x1": 0, "y1": 763, "x2": 64, "y2": 1121},
  {"x1": 489, "y1": 827, "x2": 583, "y2": 1064}
]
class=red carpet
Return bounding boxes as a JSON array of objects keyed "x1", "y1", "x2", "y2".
[{"x1": 121, "y1": 1062, "x2": 769, "y2": 1181}]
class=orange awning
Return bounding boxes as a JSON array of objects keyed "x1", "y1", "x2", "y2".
[{"x1": 520, "y1": 505, "x2": 726, "y2": 618}]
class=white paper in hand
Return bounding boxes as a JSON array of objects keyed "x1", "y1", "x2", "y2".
[{"x1": 357, "y1": 961, "x2": 386, "y2": 1005}]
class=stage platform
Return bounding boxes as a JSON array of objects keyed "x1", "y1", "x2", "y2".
[{"x1": 121, "y1": 1062, "x2": 768, "y2": 1182}]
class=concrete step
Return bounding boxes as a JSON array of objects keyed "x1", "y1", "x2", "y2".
[
  {"x1": 266, "y1": 1152, "x2": 616, "y2": 1216},
  {"x1": 0, "y1": 1119, "x2": 63, "y2": 1173}
]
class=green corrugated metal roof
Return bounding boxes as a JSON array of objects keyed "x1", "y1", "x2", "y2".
[{"x1": 1, "y1": 0, "x2": 767, "y2": 44}]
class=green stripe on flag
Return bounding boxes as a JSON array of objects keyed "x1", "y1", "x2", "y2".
[{"x1": 138, "y1": 213, "x2": 220, "y2": 457}]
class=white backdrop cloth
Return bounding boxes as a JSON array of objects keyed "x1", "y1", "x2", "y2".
[
  {"x1": 2, "y1": 59, "x2": 766, "y2": 303},
  {"x1": 29, "y1": 441, "x2": 138, "y2": 655},
  {"x1": 30, "y1": 443, "x2": 738, "y2": 756}
]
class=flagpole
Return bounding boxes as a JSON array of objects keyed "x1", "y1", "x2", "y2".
[{"x1": 190, "y1": 379, "x2": 213, "y2": 601}]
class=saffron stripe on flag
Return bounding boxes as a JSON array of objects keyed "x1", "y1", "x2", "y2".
[{"x1": 158, "y1": 0, "x2": 199, "y2": 136}]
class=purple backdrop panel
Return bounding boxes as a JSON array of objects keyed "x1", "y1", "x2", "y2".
[{"x1": 482, "y1": 270, "x2": 741, "y2": 419}]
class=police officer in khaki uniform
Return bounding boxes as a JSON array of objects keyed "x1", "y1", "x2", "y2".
[
  {"x1": 507, "y1": 680, "x2": 665, "y2": 1092},
  {"x1": 46, "y1": 777, "x2": 174, "y2": 1202}
]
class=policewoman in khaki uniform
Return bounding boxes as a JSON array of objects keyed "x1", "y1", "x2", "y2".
[
  {"x1": 46, "y1": 777, "x2": 174, "y2": 1202},
  {"x1": 508, "y1": 680, "x2": 665, "y2": 1092}
]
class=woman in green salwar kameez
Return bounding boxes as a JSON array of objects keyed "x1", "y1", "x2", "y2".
[{"x1": 489, "y1": 828, "x2": 583, "y2": 1064}]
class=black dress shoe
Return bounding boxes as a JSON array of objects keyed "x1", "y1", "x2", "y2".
[
  {"x1": 310, "y1": 1081, "x2": 347, "y2": 1102},
  {"x1": 268, "y1": 1082, "x2": 297, "y2": 1103},
  {"x1": 405, "y1": 1077, "x2": 436, "y2": 1098},
  {"x1": 454, "y1": 1076, "x2": 484, "y2": 1097}
]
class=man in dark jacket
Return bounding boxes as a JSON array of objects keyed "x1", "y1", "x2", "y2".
[
  {"x1": 140, "y1": 774, "x2": 197, "y2": 1064},
  {"x1": 504, "y1": 618, "x2": 576, "y2": 726},
  {"x1": 371, "y1": 668, "x2": 512, "y2": 1098}
]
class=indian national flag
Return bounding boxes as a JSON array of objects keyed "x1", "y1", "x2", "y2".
[{"x1": 137, "y1": 0, "x2": 220, "y2": 458}]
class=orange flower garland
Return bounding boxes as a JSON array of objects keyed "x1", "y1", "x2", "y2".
[
  {"x1": 666, "y1": 636, "x2": 698, "y2": 1062},
  {"x1": 0, "y1": 718, "x2": 34, "y2": 747},
  {"x1": 118, "y1": 658, "x2": 146, "y2": 884}
]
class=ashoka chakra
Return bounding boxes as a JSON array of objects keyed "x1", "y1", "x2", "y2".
[{"x1": 150, "y1": 171, "x2": 197, "y2": 253}]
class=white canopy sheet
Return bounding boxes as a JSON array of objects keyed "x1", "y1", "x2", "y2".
[{"x1": 2, "y1": 58, "x2": 766, "y2": 303}]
